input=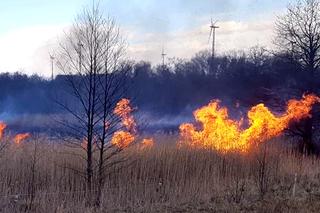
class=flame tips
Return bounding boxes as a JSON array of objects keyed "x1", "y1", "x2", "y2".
[
  {"x1": 111, "y1": 98, "x2": 137, "y2": 148},
  {"x1": 0, "y1": 121, "x2": 7, "y2": 140},
  {"x1": 179, "y1": 94, "x2": 319, "y2": 153},
  {"x1": 111, "y1": 131, "x2": 135, "y2": 148},
  {"x1": 13, "y1": 133, "x2": 31, "y2": 144}
]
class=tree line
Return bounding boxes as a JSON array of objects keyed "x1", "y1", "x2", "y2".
[{"x1": 0, "y1": 46, "x2": 313, "y2": 116}]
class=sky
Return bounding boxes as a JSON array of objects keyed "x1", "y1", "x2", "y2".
[{"x1": 0, "y1": 0, "x2": 291, "y2": 77}]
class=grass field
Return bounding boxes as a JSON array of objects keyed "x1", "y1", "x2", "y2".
[{"x1": 0, "y1": 135, "x2": 320, "y2": 212}]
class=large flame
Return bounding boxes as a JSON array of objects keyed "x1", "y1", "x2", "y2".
[
  {"x1": 13, "y1": 133, "x2": 31, "y2": 144},
  {"x1": 0, "y1": 122, "x2": 7, "y2": 139},
  {"x1": 179, "y1": 94, "x2": 319, "y2": 153},
  {"x1": 111, "y1": 99, "x2": 136, "y2": 148},
  {"x1": 111, "y1": 99, "x2": 155, "y2": 149},
  {"x1": 113, "y1": 99, "x2": 137, "y2": 133},
  {"x1": 111, "y1": 131, "x2": 135, "y2": 148}
]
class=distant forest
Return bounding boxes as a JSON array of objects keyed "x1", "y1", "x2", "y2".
[{"x1": 0, "y1": 46, "x2": 314, "y2": 118}]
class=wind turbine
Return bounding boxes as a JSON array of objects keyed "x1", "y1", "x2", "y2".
[
  {"x1": 49, "y1": 54, "x2": 55, "y2": 81},
  {"x1": 161, "y1": 46, "x2": 166, "y2": 67},
  {"x1": 208, "y1": 18, "x2": 219, "y2": 60}
]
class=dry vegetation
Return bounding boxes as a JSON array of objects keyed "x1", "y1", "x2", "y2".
[{"x1": 0, "y1": 135, "x2": 319, "y2": 212}]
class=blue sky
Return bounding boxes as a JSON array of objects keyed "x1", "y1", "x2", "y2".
[
  {"x1": 102, "y1": 0, "x2": 288, "y2": 30},
  {"x1": 0, "y1": 0, "x2": 84, "y2": 33},
  {"x1": 0, "y1": 0, "x2": 291, "y2": 76}
]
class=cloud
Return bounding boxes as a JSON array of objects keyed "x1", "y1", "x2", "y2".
[
  {"x1": 127, "y1": 18, "x2": 275, "y2": 64},
  {"x1": 0, "y1": 16, "x2": 276, "y2": 77},
  {"x1": 0, "y1": 24, "x2": 66, "y2": 77}
]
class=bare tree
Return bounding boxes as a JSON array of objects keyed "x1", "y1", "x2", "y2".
[
  {"x1": 275, "y1": 0, "x2": 320, "y2": 153},
  {"x1": 275, "y1": 0, "x2": 320, "y2": 81},
  {"x1": 55, "y1": 4, "x2": 131, "y2": 205}
]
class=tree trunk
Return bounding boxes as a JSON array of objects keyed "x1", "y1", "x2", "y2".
[
  {"x1": 95, "y1": 143, "x2": 105, "y2": 206},
  {"x1": 86, "y1": 138, "x2": 93, "y2": 205},
  {"x1": 301, "y1": 117, "x2": 314, "y2": 155}
]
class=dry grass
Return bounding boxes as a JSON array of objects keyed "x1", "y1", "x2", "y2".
[{"x1": 0, "y1": 135, "x2": 319, "y2": 212}]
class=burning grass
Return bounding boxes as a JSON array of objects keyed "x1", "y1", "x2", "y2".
[
  {"x1": 0, "y1": 95, "x2": 319, "y2": 212},
  {"x1": 0, "y1": 136, "x2": 320, "y2": 212},
  {"x1": 179, "y1": 94, "x2": 319, "y2": 153}
]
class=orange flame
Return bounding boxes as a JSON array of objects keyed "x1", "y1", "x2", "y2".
[
  {"x1": 13, "y1": 133, "x2": 31, "y2": 144},
  {"x1": 114, "y1": 99, "x2": 137, "y2": 133},
  {"x1": 0, "y1": 122, "x2": 7, "y2": 139},
  {"x1": 179, "y1": 94, "x2": 319, "y2": 153},
  {"x1": 111, "y1": 99, "x2": 156, "y2": 149},
  {"x1": 111, "y1": 99, "x2": 136, "y2": 148},
  {"x1": 111, "y1": 131, "x2": 135, "y2": 148},
  {"x1": 140, "y1": 138, "x2": 154, "y2": 150}
]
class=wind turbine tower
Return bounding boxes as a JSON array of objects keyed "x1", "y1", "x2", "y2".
[
  {"x1": 209, "y1": 19, "x2": 219, "y2": 60},
  {"x1": 161, "y1": 46, "x2": 166, "y2": 67},
  {"x1": 50, "y1": 54, "x2": 55, "y2": 81}
]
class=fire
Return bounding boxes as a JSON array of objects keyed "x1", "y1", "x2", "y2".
[
  {"x1": 111, "y1": 99, "x2": 156, "y2": 149},
  {"x1": 111, "y1": 131, "x2": 135, "y2": 148},
  {"x1": 140, "y1": 138, "x2": 154, "y2": 149},
  {"x1": 14, "y1": 133, "x2": 31, "y2": 144},
  {"x1": 113, "y1": 99, "x2": 137, "y2": 133},
  {"x1": 111, "y1": 99, "x2": 137, "y2": 148},
  {"x1": 179, "y1": 94, "x2": 319, "y2": 153},
  {"x1": 0, "y1": 122, "x2": 7, "y2": 139}
]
